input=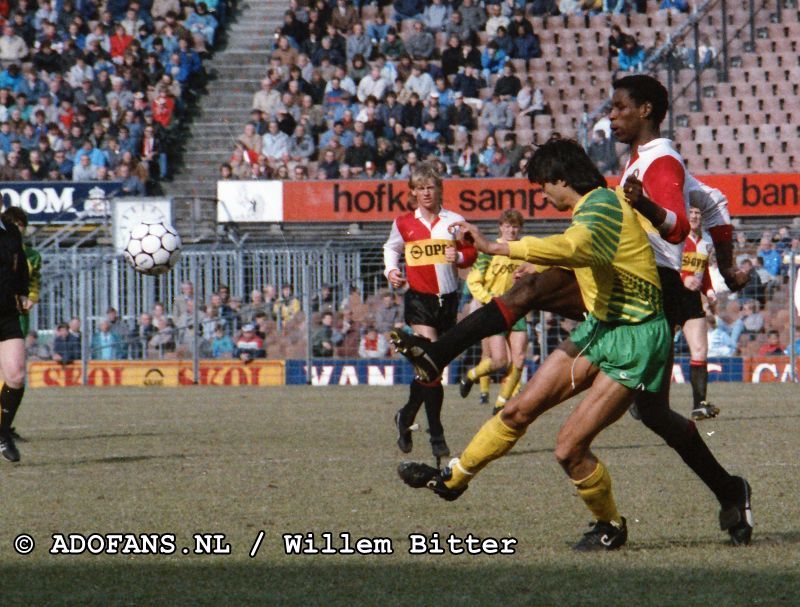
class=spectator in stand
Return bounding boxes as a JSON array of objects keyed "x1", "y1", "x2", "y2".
[
  {"x1": 52, "y1": 322, "x2": 81, "y2": 364},
  {"x1": 480, "y1": 40, "x2": 508, "y2": 81},
  {"x1": 659, "y1": 0, "x2": 690, "y2": 11},
  {"x1": 318, "y1": 148, "x2": 340, "y2": 179},
  {"x1": 494, "y1": 63, "x2": 521, "y2": 100},
  {"x1": 288, "y1": 124, "x2": 315, "y2": 164},
  {"x1": 405, "y1": 19, "x2": 435, "y2": 60},
  {"x1": 367, "y1": 11, "x2": 391, "y2": 46},
  {"x1": 211, "y1": 323, "x2": 234, "y2": 359},
  {"x1": 452, "y1": 62, "x2": 485, "y2": 110},
  {"x1": 344, "y1": 132, "x2": 373, "y2": 174},
  {"x1": 346, "y1": 22, "x2": 371, "y2": 63},
  {"x1": 186, "y1": 2, "x2": 218, "y2": 47},
  {"x1": 511, "y1": 22, "x2": 542, "y2": 61},
  {"x1": 129, "y1": 313, "x2": 157, "y2": 359},
  {"x1": 262, "y1": 120, "x2": 290, "y2": 164},
  {"x1": 92, "y1": 319, "x2": 122, "y2": 360},
  {"x1": 393, "y1": 0, "x2": 424, "y2": 25},
  {"x1": 736, "y1": 299, "x2": 765, "y2": 335},
  {"x1": 448, "y1": 90, "x2": 477, "y2": 135},
  {"x1": 445, "y1": 11, "x2": 473, "y2": 46},
  {"x1": 404, "y1": 62, "x2": 434, "y2": 99},
  {"x1": 359, "y1": 325, "x2": 390, "y2": 358},
  {"x1": 232, "y1": 323, "x2": 265, "y2": 362},
  {"x1": 485, "y1": 4, "x2": 510, "y2": 38},
  {"x1": 587, "y1": 128, "x2": 619, "y2": 174},
  {"x1": 456, "y1": 141, "x2": 480, "y2": 176},
  {"x1": 758, "y1": 330, "x2": 784, "y2": 356},
  {"x1": 480, "y1": 93, "x2": 514, "y2": 135},
  {"x1": 374, "y1": 291, "x2": 403, "y2": 334},
  {"x1": 379, "y1": 27, "x2": 406, "y2": 61},
  {"x1": 738, "y1": 258, "x2": 765, "y2": 305},
  {"x1": 618, "y1": 35, "x2": 645, "y2": 73},
  {"x1": 275, "y1": 284, "x2": 301, "y2": 323},
  {"x1": 312, "y1": 310, "x2": 345, "y2": 357},
  {"x1": 422, "y1": 0, "x2": 451, "y2": 33},
  {"x1": 252, "y1": 78, "x2": 281, "y2": 117},
  {"x1": 357, "y1": 65, "x2": 387, "y2": 102},
  {"x1": 72, "y1": 153, "x2": 96, "y2": 180},
  {"x1": 25, "y1": 331, "x2": 52, "y2": 361},
  {"x1": 706, "y1": 315, "x2": 737, "y2": 357},
  {"x1": 331, "y1": 0, "x2": 358, "y2": 33},
  {"x1": 0, "y1": 25, "x2": 28, "y2": 65},
  {"x1": 756, "y1": 237, "x2": 782, "y2": 279},
  {"x1": 118, "y1": 162, "x2": 147, "y2": 195}
]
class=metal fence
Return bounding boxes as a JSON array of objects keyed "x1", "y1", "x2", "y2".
[{"x1": 28, "y1": 241, "x2": 800, "y2": 385}]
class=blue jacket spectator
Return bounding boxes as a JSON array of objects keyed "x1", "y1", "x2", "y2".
[
  {"x1": 480, "y1": 42, "x2": 508, "y2": 78},
  {"x1": 92, "y1": 320, "x2": 123, "y2": 360},
  {"x1": 52, "y1": 323, "x2": 81, "y2": 364},
  {"x1": 618, "y1": 36, "x2": 646, "y2": 72}
]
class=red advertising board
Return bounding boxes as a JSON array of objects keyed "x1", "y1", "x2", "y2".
[{"x1": 281, "y1": 173, "x2": 799, "y2": 222}]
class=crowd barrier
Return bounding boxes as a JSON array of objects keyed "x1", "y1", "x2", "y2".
[{"x1": 27, "y1": 356, "x2": 799, "y2": 387}]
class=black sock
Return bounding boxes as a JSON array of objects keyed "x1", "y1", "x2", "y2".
[
  {"x1": 399, "y1": 379, "x2": 425, "y2": 425},
  {"x1": 0, "y1": 384, "x2": 24, "y2": 433},
  {"x1": 640, "y1": 404, "x2": 733, "y2": 503},
  {"x1": 422, "y1": 382, "x2": 445, "y2": 438},
  {"x1": 690, "y1": 363, "x2": 708, "y2": 407},
  {"x1": 429, "y1": 300, "x2": 511, "y2": 370}
]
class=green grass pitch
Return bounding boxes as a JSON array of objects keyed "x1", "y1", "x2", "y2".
[{"x1": 1, "y1": 383, "x2": 797, "y2": 606}]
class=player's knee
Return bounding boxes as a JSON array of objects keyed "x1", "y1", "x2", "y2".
[
  {"x1": 553, "y1": 438, "x2": 585, "y2": 470},
  {"x1": 4, "y1": 366, "x2": 25, "y2": 387},
  {"x1": 490, "y1": 352, "x2": 508, "y2": 370},
  {"x1": 499, "y1": 403, "x2": 532, "y2": 429}
]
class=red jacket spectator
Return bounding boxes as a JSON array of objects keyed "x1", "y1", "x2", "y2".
[
  {"x1": 151, "y1": 92, "x2": 175, "y2": 127},
  {"x1": 109, "y1": 26, "x2": 133, "y2": 60}
]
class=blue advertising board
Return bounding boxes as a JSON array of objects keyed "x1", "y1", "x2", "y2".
[
  {"x1": 0, "y1": 181, "x2": 123, "y2": 223},
  {"x1": 285, "y1": 357, "x2": 745, "y2": 385}
]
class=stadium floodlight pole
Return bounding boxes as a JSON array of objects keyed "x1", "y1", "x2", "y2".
[{"x1": 790, "y1": 249, "x2": 797, "y2": 383}]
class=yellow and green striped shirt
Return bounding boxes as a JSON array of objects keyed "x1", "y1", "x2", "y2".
[
  {"x1": 466, "y1": 240, "x2": 525, "y2": 305},
  {"x1": 507, "y1": 187, "x2": 661, "y2": 324}
]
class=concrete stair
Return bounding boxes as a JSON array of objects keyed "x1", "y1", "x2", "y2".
[{"x1": 167, "y1": 0, "x2": 287, "y2": 241}]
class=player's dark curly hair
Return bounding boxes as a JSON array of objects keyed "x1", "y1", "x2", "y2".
[
  {"x1": 613, "y1": 75, "x2": 669, "y2": 128},
  {"x1": 526, "y1": 138, "x2": 606, "y2": 195}
]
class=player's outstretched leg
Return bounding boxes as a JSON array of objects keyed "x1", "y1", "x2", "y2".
[
  {"x1": 390, "y1": 269, "x2": 585, "y2": 381},
  {"x1": 636, "y1": 393, "x2": 752, "y2": 545}
]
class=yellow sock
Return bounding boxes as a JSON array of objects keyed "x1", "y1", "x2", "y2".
[
  {"x1": 496, "y1": 364, "x2": 523, "y2": 406},
  {"x1": 445, "y1": 415, "x2": 525, "y2": 489},
  {"x1": 479, "y1": 374, "x2": 491, "y2": 395},
  {"x1": 467, "y1": 359, "x2": 494, "y2": 382},
  {"x1": 573, "y1": 461, "x2": 622, "y2": 525}
]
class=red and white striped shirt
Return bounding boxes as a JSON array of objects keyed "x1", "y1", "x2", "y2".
[
  {"x1": 383, "y1": 207, "x2": 477, "y2": 295},
  {"x1": 681, "y1": 232, "x2": 714, "y2": 296}
]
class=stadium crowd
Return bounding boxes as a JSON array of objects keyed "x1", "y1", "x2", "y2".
[
  {"x1": 217, "y1": 0, "x2": 699, "y2": 182},
  {"x1": 24, "y1": 225, "x2": 800, "y2": 363},
  {"x1": 0, "y1": 0, "x2": 229, "y2": 189}
]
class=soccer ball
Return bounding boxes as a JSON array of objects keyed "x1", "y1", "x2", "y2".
[{"x1": 123, "y1": 221, "x2": 182, "y2": 275}]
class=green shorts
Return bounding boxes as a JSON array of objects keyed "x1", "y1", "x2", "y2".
[
  {"x1": 507, "y1": 317, "x2": 527, "y2": 334},
  {"x1": 569, "y1": 312, "x2": 671, "y2": 392}
]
